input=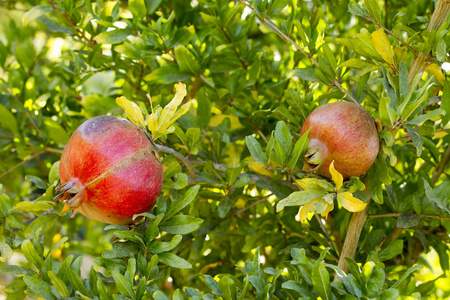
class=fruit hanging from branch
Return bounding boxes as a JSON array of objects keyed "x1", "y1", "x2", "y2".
[
  {"x1": 55, "y1": 115, "x2": 163, "y2": 225},
  {"x1": 300, "y1": 101, "x2": 379, "y2": 179}
]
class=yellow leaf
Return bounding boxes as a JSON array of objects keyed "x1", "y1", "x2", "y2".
[
  {"x1": 329, "y1": 161, "x2": 343, "y2": 190},
  {"x1": 158, "y1": 83, "x2": 187, "y2": 128},
  {"x1": 146, "y1": 83, "x2": 190, "y2": 141},
  {"x1": 320, "y1": 201, "x2": 334, "y2": 219},
  {"x1": 298, "y1": 200, "x2": 319, "y2": 222},
  {"x1": 297, "y1": 178, "x2": 334, "y2": 191},
  {"x1": 337, "y1": 192, "x2": 367, "y2": 212},
  {"x1": 426, "y1": 64, "x2": 444, "y2": 85},
  {"x1": 433, "y1": 130, "x2": 448, "y2": 139},
  {"x1": 371, "y1": 29, "x2": 395, "y2": 67},
  {"x1": 116, "y1": 96, "x2": 145, "y2": 128}
]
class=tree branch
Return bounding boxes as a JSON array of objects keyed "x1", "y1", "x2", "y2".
[
  {"x1": 432, "y1": 145, "x2": 450, "y2": 185},
  {"x1": 235, "y1": 0, "x2": 360, "y2": 106},
  {"x1": 368, "y1": 213, "x2": 450, "y2": 222},
  {"x1": 154, "y1": 144, "x2": 198, "y2": 178}
]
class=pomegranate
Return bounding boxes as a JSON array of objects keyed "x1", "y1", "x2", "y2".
[
  {"x1": 300, "y1": 101, "x2": 379, "y2": 179},
  {"x1": 55, "y1": 116, "x2": 163, "y2": 225}
]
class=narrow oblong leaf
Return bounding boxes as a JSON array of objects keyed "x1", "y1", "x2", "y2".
[
  {"x1": 329, "y1": 161, "x2": 343, "y2": 190},
  {"x1": 164, "y1": 185, "x2": 200, "y2": 221},
  {"x1": 312, "y1": 261, "x2": 331, "y2": 300},
  {"x1": 116, "y1": 96, "x2": 145, "y2": 128},
  {"x1": 371, "y1": 29, "x2": 395, "y2": 67},
  {"x1": 245, "y1": 136, "x2": 267, "y2": 166},
  {"x1": 112, "y1": 269, "x2": 135, "y2": 300},
  {"x1": 277, "y1": 189, "x2": 327, "y2": 212},
  {"x1": 94, "y1": 29, "x2": 132, "y2": 44},
  {"x1": 337, "y1": 192, "x2": 367, "y2": 212},
  {"x1": 404, "y1": 125, "x2": 423, "y2": 157},
  {"x1": 47, "y1": 270, "x2": 70, "y2": 297},
  {"x1": 158, "y1": 252, "x2": 192, "y2": 269},
  {"x1": 286, "y1": 127, "x2": 310, "y2": 170}
]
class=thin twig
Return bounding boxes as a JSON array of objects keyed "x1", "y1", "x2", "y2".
[
  {"x1": 200, "y1": 74, "x2": 216, "y2": 89},
  {"x1": 314, "y1": 213, "x2": 336, "y2": 252},
  {"x1": 0, "y1": 152, "x2": 42, "y2": 180},
  {"x1": 432, "y1": 145, "x2": 450, "y2": 184},
  {"x1": 236, "y1": 0, "x2": 360, "y2": 106},
  {"x1": 233, "y1": 193, "x2": 273, "y2": 215},
  {"x1": 368, "y1": 213, "x2": 450, "y2": 222},
  {"x1": 154, "y1": 144, "x2": 198, "y2": 178}
]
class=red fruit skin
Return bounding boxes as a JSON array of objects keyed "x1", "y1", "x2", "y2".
[
  {"x1": 300, "y1": 102, "x2": 379, "y2": 179},
  {"x1": 59, "y1": 116, "x2": 163, "y2": 224}
]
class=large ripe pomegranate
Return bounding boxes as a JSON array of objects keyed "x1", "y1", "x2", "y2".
[
  {"x1": 300, "y1": 101, "x2": 379, "y2": 179},
  {"x1": 55, "y1": 116, "x2": 163, "y2": 225}
]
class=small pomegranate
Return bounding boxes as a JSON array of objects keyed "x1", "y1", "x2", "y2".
[
  {"x1": 300, "y1": 101, "x2": 379, "y2": 179},
  {"x1": 55, "y1": 116, "x2": 163, "y2": 225}
]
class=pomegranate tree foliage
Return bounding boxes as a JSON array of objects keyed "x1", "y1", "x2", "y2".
[{"x1": 0, "y1": 0, "x2": 450, "y2": 299}]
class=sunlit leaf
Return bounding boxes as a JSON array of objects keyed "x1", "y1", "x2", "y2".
[
  {"x1": 337, "y1": 192, "x2": 367, "y2": 212},
  {"x1": 329, "y1": 161, "x2": 343, "y2": 190},
  {"x1": 371, "y1": 29, "x2": 395, "y2": 67},
  {"x1": 116, "y1": 96, "x2": 145, "y2": 128}
]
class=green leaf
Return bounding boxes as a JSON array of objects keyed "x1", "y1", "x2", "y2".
[
  {"x1": 22, "y1": 5, "x2": 53, "y2": 26},
  {"x1": 158, "y1": 252, "x2": 192, "y2": 269},
  {"x1": 281, "y1": 281, "x2": 315, "y2": 297},
  {"x1": 153, "y1": 291, "x2": 171, "y2": 300},
  {"x1": 276, "y1": 189, "x2": 328, "y2": 212},
  {"x1": 348, "y1": 1, "x2": 368, "y2": 17},
  {"x1": 364, "y1": 0, "x2": 382, "y2": 24},
  {"x1": 160, "y1": 215, "x2": 203, "y2": 234},
  {"x1": 423, "y1": 179, "x2": 450, "y2": 215},
  {"x1": 145, "y1": 0, "x2": 163, "y2": 14},
  {"x1": 0, "y1": 242, "x2": 12, "y2": 262},
  {"x1": 397, "y1": 212, "x2": 420, "y2": 228},
  {"x1": 218, "y1": 275, "x2": 237, "y2": 300},
  {"x1": 37, "y1": 15, "x2": 75, "y2": 34},
  {"x1": 339, "y1": 58, "x2": 374, "y2": 70},
  {"x1": 112, "y1": 269, "x2": 136, "y2": 300},
  {"x1": 286, "y1": 127, "x2": 310, "y2": 170},
  {"x1": 391, "y1": 265, "x2": 422, "y2": 288},
  {"x1": 48, "y1": 270, "x2": 70, "y2": 297},
  {"x1": 148, "y1": 235, "x2": 182, "y2": 254},
  {"x1": 10, "y1": 201, "x2": 54, "y2": 213},
  {"x1": 379, "y1": 97, "x2": 397, "y2": 127},
  {"x1": 94, "y1": 29, "x2": 132, "y2": 44},
  {"x1": 48, "y1": 237, "x2": 68, "y2": 254},
  {"x1": 24, "y1": 276, "x2": 56, "y2": 300},
  {"x1": 60, "y1": 260, "x2": 89, "y2": 296},
  {"x1": 379, "y1": 240, "x2": 403, "y2": 261},
  {"x1": 0, "y1": 104, "x2": 19, "y2": 135},
  {"x1": 146, "y1": 214, "x2": 164, "y2": 245},
  {"x1": 129, "y1": 0, "x2": 146, "y2": 19},
  {"x1": 274, "y1": 139, "x2": 286, "y2": 166},
  {"x1": 274, "y1": 121, "x2": 292, "y2": 156},
  {"x1": 399, "y1": 61, "x2": 409, "y2": 98},
  {"x1": 203, "y1": 275, "x2": 222, "y2": 296},
  {"x1": 48, "y1": 161, "x2": 60, "y2": 184},
  {"x1": 197, "y1": 88, "x2": 211, "y2": 127},
  {"x1": 21, "y1": 240, "x2": 43, "y2": 269},
  {"x1": 404, "y1": 125, "x2": 423, "y2": 157},
  {"x1": 144, "y1": 65, "x2": 193, "y2": 84},
  {"x1": 408, "y1": 108, "x2": 445, "y2": 125},
  {"x1": 245, "y1": 136, "x2": 267, "y2": 166},
  {"x1": 440, "y1": 83, "x2": 450, "y2": 125},
  {"x1": 365, "y1": 268, "x2": 385, "y2": 297},
  {"x1": 286, "y1": 68, "x2": 319, "y2": 82},
  {"x1": 436, "y1": 39, "x2": 446, "y2": 62},
  {"x1": 25, "y1": 175, "x2": 48, "y2": 189},
  {"x1": 175, "y1": 45, "x2": 201, "y2": 74},
  {"x1": 164, "y1": 185, "x2": 200, "y2": 221},
  {"x1": 312, "y1": 261, "x2": 331, "y2": 300},
  {"x1": 379, "y1": 289, "x2": 400, "y2": 300}
]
